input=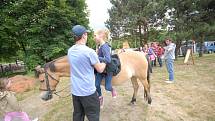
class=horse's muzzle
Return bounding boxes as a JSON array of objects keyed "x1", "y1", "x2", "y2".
[{"x1": 40, "y1": 91, "x2": 53, "y2": 101}]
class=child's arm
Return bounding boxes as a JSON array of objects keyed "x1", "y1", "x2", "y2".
[
  {"x1": 6, "y1": 92, "x2": 21, "y2": 111},
  {"x1": 99, "y1": 44, "x2": 111, "y2": 64}
]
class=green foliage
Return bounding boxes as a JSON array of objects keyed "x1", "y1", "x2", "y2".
[
  {"x1": 107, "y1": 0, "x2": 214, "y2": 52},
  {"x1": 25, "y1": 54, "x2": 43, "y2": 70},
  {"x1": 86, "y1": 30, "x2": 97, "y2": 50},
  {"x1": 0, "y1": 0, "x2": 89, "y2": 70},
  {"x1": 111, "y1": 40, "x2": 123, "y2": 50},
  {"x1": 107, "y1": 0, "x2": 167, "y2": 45}
]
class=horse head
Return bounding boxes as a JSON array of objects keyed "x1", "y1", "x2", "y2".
[{"x1": 35, "y1": 64, "x2": 60, "y2": 101}]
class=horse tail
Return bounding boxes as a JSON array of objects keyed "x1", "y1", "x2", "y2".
[
  {"x1": 146, "y1": 55, "x2": 151, "y2": 86},
  {"x1": 147, "y1": 67, "x2": 150, "y2": 83}
]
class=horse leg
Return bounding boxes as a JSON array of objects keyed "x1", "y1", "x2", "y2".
[
  {"x1": 130, "y1": 77, "x2": 139, "y2": 105},
  {"x1": 140, "y1": 78, "x2": 152, "y2": 104}
]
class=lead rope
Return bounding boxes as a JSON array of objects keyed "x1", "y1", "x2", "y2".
[{"x1": 53, "y1": 84, "x2": 72, "y2": 98}]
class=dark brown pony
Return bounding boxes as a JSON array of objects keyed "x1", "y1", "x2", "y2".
[{"x1": 35, "y1": 51, "x2": 151, "y2": 105}]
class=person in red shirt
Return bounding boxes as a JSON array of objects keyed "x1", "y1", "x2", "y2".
[{"x1": 157, "y1": 44, "x2": 164, "y2": 67}]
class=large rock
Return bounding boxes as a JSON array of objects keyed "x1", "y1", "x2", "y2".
[{"x1": 7, "y1": 75, "x2": 36, "y2": 93}]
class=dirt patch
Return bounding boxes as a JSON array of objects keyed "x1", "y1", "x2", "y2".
[
  {"x1": 19, "y1": 93, "x2": 58, "y2": 120},
  {"x1": 8, "y1": 75, "x2": 37, "y2": 93}
]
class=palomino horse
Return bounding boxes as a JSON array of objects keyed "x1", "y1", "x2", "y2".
[{"x1": 35, "y1": 51, "x2": 152, "y2": 105}]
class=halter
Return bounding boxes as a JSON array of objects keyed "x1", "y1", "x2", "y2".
[
  {"x1": 41, "y1": 70, "x2": 53, "y2": 100},
  {"x1": 42, "y1": 69, "x2": 71, "y2": 98}
]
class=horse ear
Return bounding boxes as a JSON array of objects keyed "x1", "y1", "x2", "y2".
[
  {"x1": 35, "y1": 65, "x2": 44, "y2": 73},
  {"x1": 40, "y1": 68, "x2": 45, "y2": 73},
  {"x1": 35, "y1": 65, "x2": 41, "y2": 72}
]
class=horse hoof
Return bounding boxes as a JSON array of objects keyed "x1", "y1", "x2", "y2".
[
  {"x1": 128, "y1": 101, "x2": 136, "y2": 106},
  {"x1": 148, "y1": 97, "x2": 152, "y2": 104}
]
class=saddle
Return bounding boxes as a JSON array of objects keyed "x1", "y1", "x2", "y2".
[{"x1": 106, "y1": 54, "x2": 121, "y2": 76}]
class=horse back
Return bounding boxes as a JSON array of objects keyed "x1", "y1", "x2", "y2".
[{"x1": 118, "y1": 51, "x2": 148, "y2": 79}]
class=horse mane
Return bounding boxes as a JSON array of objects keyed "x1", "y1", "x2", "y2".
[
  {"x1": 44, "y1": 56, "x2": 66, "y2": 72},
  {"x1": 35, "y1": 56, "x2": 66, "y2": 77},
  {"x1": 44, "y1": 62, "x2": 55, "y2": 72}
]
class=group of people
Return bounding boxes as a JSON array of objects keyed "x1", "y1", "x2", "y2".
[
  {"x1": 138, "y1": 39, "x2": 176, "y2": 84},
  {"x1": 138, "y1": 42, "x2": 165, "y2": 68}
]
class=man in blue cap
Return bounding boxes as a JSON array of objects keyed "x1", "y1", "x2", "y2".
[{"x1": 68, "y1": 25, "x2": 106, "y2": 121}]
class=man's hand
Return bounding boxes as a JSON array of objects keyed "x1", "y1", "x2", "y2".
[{"x1": 94, "y1": 63, "x2": 106, "y2": 73}]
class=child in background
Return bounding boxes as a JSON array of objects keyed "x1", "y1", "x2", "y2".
[
  {"x1": 0, "y1": 78, "x2": 21, "y2": 115},
  {"x1": 0, "y1": 78, "x2": 37, "y2": 121},
  {"x1": 148, "y1": 44, "x2": 157, "y2": 68},
  {"x1": 151, "y1": 43, "x2": 158, "y2": 67},
  {"x1": 157, "y1": 44, "x2": 164, "y2": 67}
]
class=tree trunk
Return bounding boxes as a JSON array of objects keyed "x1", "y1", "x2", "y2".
[
  {"x1": 21, "y1": 42, "x2": 27, "y2": 56},
  {"x1": 143, "y1": 22, "x2": 148, "y2": 45},
  {"x1": 175, "y1": 39, "x2": 182, "y2": 60},
  {"x1": 199, "y1": 34, "x2": 205, "y2": 57},
  {"x1": 133, "y1": 30, "x2": 138, "y2": 48},
  {"x1": 138, "y1": 24, "x2": 143, "y2": 46},
  {"x1": 20, "y1": 41, "x2": 29, "y2": 71}
]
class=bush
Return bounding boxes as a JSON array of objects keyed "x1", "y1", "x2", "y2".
[{"x1": 25, "y1": 55, "x2": 43, "y2": 71}]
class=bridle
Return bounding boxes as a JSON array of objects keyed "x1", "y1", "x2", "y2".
[{"x1": 41, "y1": 69, "x2": 71, "y2": 99}]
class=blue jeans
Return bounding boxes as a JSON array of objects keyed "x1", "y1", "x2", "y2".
[
  {"x1": 165, "y1": 59, "x2": 174, "y2": 81},
  {"x1": 95, "y1": 73, "x2": 113, "y2": 96},
  {"x1": 157, "y1": 57, "x2": 162, "y2": 67}
]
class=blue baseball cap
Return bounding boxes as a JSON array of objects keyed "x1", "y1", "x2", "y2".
[{"x1": 72, "y1": 25, "x2": 90, "y2": 37}]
